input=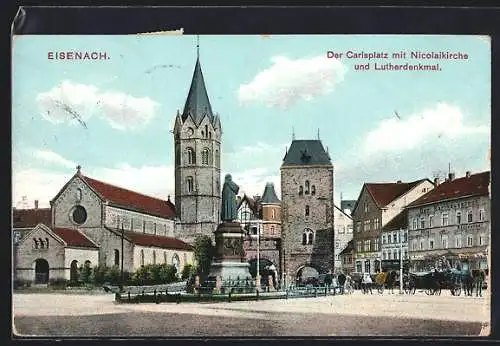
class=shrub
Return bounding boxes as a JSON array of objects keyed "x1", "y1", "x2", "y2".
[
  {"x1": 130, "y1": 264, "x2": 177, "y2": 286},
  {"x1": 181, "y1": 264, "x2": 194, "y2": 280},
  {"x1": 78, "y1": 264, "x2": 92, "y2": 284},
  {"x1": 49, "y1": 278, "x2": 68, "y2": 289},
  {"x1": 13, "y1": 279, "x2": 32, "y2": 289}
]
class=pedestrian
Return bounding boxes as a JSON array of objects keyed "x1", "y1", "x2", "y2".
[
  {"x1": 337, "y1": 271, "x2": 346, "y2": 294},
  {"x1": 475, "y1": 269, "x2": 485, "y2": 297},
  {"x1": 324, "y1": 270, "x2": 333, "y2": 293},
  {"x1": 362, "y1": 272, "x2": 373, "y2": 294}
]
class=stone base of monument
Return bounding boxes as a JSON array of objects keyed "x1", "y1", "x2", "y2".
[{"x1": 208, "y1": 221, "x2": 254, "y2": 293}]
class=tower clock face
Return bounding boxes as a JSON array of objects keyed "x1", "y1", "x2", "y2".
[{"x1": 187, "y1": 127, "x2": 194, "y2": 137}]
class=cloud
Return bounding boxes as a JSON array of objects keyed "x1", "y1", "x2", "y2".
[
  {"x1": 228, "y1": 167, "x2": 281, "y2": 200},
  {"x1": 238, "y1": 55, "x2": 346, "y2": 109},
  {"x1": 363, "y1": 103, "x2": 489, "y2": 155},
  {"x1": 33, "y1": 150, "x2": 76, "y2": 169},
  {"x1": 36, "y1": 80, "x2": 159, "y2": 131},
  {"x1": 333, "y1": 103, "x2": 490, "y2": 201}
]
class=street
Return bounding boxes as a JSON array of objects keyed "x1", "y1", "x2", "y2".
[{"x1": 13, "y1": 290, "x2": 489, "y2": 337}]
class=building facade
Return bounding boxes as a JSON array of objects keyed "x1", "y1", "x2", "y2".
[
  {"x1": 173, "y1": 56, "x2": 222, "y2": 244},
  {"x1": 339, "y1": 239, "x2": 355, "y2": 274},
  {"x1": 380, "y1": 210, "x2": 409, "y2": 272},
  {"x1": 333, "y1": 205, "x2": 353, "y2": 273},
  {"x1": 407, "y1": 171, "x2": 490, "y2": 272},
  {"x1": 352, "y1": 179, "x2": 435, "y2": 274},
  {"x1": 280, "y1": 139, "x2": 334, "y2": 286}
]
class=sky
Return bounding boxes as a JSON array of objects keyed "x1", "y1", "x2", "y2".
[{"x1": 12, "y1": 34, "x2": 491, "y2": 209}]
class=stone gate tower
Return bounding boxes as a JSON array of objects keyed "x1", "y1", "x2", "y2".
[
  {"x1": 280, "y1": 139, "x2": 334, "y2": 285},
  {"x1": 173, "y1": 53, "x2": 222, "y2": 244}
]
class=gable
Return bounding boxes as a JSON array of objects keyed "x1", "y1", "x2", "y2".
[{"x1": 19, "y1": 223, "x2": 66, "y2": 247}]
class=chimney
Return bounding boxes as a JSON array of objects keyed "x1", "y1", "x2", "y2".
[
  {"x1": 466, "y1": 171, "x2": 471, "y2": 178},
  {"x1": 34, "y1": 200, "x2": 39, "y2": 209},
  {"x1": 448, "y1": 172, "x2": 455, "y2": 181},
  {"x1": 434, "y1": 177, "x2": 440, "y2": 187}
]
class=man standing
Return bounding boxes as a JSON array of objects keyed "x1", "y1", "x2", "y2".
[
  {"x1": 324, "y1": 270, "x2": 333, "y2": 293},
  {"x1": 337, "y1": 271, "x2": 347, "y2": 294},
  {"x1": 475, "y1": 269, "x2": 485, "y2": 297}
]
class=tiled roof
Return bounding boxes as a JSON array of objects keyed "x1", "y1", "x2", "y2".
[
  {"x1": 407, "y1": 171, "x2": 490, "y2": 208},
  {"x1": 123, "y1": 231, "x2": 193, "y2": 251},
  {"x1": 339, "y1": 240, "x2": 354, "y2": 256},
  {"x1": 53, "y1": 227, "x2": 99, "y2": 248},
  {"x1": 282, "y1": 140, "x2": 331, "y2": 166},
  {"x1": 366, "y1": 179, "x2": 428, "y2": 208},
  {"x1": 82, "y1": 175, "x2": 176, "y2": 219},
  {"x1": 13, "y1": 208, "x2": 52, "y2": 228},
  {"x1": 382, "y1": 210, "x2": 407, "y2": 231},
  {"x1": 181, "y1": 57, "x2": 215, "y2": 126},
  {"x1": 260, "y1": 182, "x2": 281, "y2": 204}
]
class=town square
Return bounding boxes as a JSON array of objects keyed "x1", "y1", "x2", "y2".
[{"x1": 12, "y1": 34, "x2": 490, "y2": 337}]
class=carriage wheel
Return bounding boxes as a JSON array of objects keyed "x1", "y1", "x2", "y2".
[
  {"x1": 411, "y1": 286, "x2": 416, "y2": 295},
  {"x1": 378, "y1": 285, "x2": 384, "y2": 294},
  {"x1": 455, "y1": 287, "x2": 461, "y2": 296},
  {"x1": 425, "y1": 288, "x2": 432, "y2": 295},
  {"x1": 436, "y1": 287, "x2": 442, "y2": 296}
]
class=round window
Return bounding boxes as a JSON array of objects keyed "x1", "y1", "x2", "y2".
[{"x1": 72, "y1": 205, "x2": 87, "y2": 225}]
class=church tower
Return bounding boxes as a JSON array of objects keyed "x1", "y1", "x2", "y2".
[{"x1": 173, "y1": 43, "x2": 222, "y2": 244}]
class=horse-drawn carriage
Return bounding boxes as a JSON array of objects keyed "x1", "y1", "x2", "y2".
[{"x1": 402, "y1": 268, "x2": 482, "y2": 296}]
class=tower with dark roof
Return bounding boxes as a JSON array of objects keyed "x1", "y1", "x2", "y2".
[
  {"x1": 173, "y1": 51, "x2": 221, "y2": 244},
  {"x1": 280, "y1": 139, "x2": 335, "y2": 283}
]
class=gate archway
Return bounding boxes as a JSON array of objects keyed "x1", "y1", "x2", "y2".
[
  {"x1": 34, "y1": 258, "x2": 49, "y2": 284},
  {"x1": 296, "y1": 265, "x2": 320, "y2": 285}
]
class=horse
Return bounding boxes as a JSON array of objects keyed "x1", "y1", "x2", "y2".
[{"x1": 374, "y1": 271, "x2": 398, "y2": 294}]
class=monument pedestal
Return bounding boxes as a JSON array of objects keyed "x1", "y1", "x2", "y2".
[{"x1": 208, "y1": 222, "x2": 253, "y2": 285}]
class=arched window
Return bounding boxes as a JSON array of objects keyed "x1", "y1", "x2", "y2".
[
  {"x1": 45, "y1": 238, "x2": 49, "y2": 249},
  {"x1": 186, "y1": 176, "x2": 194, "y2": 193},
  {"x1": 186, "y1": 147, "x2": 195, "y2": 164},
  {"x1": 305, "y1": 180, "x2": 310, "y2": 194},
  {"x1": 39, "y1": 238, "x2": 44, "y2": 249},
  {"x1": 215, "y1": 150, "x2": 220, "y2": 167},
  {"x1": 33, "y1": 238, "x2": 38, "y2": 249},
  {"x1": 141, "y1": 249, "x2": 145, "y2": 266},
  {"x1": 209, "y1": 132, "x2": 212, "y2": 139},
  {"x1": 114, "y1": 249, "x2": 119, "y2": 266},
  {"x1": 303, "y1": 228, "x2": 314, "y2": 245},
  {"x1": 202, "y1": 148, "x2": 211, "y2": 165},
  {"x1": 456, "y1": 211, "x2": 462, "y2": 225},
  {"x1": 153, "y1": 251, "x2": 156, "y2": 265},
  {"x1": 299, "y1": 186, "x2": 304, "y2": 196},
  {"x1": 205, "y1": 125, "x2": 209, "y2": 138},
  {"x1": 311, "y1": 185, "x2": 316, "y2": 196},
  {"x1": 76, "y1": 188, "x2": 82, "y2": 201},
  {"x1": 305, "y1": 205, "x2": 310, "y2": 217}
]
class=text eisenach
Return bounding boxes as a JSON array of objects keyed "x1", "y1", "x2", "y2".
[{"x1": 48, "y1": 51, "x2": 110, "y2": 60}]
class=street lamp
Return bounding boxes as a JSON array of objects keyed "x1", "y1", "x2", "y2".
[{"x1": 399, "y1": 228, "x2": 404, "y2": 294}]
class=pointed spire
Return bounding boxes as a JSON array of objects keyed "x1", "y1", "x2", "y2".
[
  {"x1": 292, "y1": 127, "x2": 295, "y2": 141},
  {"x1": 196, "y1": 35, "x2": 200, "y2": 59},
  {"x1": 317, "y1": 128, "x2": 320, "y2": 140},
  {"x1": 181, "y1": 41, "x2": 214, "y2": 126}
]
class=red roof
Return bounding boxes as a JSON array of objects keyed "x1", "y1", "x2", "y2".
[
  {"x1": 123, "y1": 231, "x2": 193, "y2": 251},
  {"x1": 53, "y1": 227, "x2": 99, "y2": 248},
  {"x1": 13, "y1": 208, "x2": 52, "y2": 228},
  {"x1": 82, "y1": 175, "x2": 176, "y2": 219},
  {"x1": 366, "y1": 179, "x2": 427, "y2": 208},
  {"x1": 408, "y1": 171, "x2": 490, "y2": 208}
]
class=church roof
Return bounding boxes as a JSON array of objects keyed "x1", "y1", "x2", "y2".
[
  {"x1": 282, "y1": 140, "x2": 331, "y2": 166},
  {"x1": 53, "y1": 227, "x2": 99, "y2": 248},
  {"x1": 123, "y1": 231, "x2": 193, "y2": 251},
  {"x1": 181, "y1": 57, "x2": 214, "y2": 126},
  {"x1": 260, "y1": 182, "x2": 281, "y2": 204},
  {"x1": 82, "y1": 175, "x2": 176, "y2": 219}
]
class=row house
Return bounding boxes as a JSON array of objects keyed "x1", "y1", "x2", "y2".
[
  {"x1": 333, "y1": 204, "x2": 353, "y2": 273},
  {"x1": 380, "y1": 210, "x2": 410, "y2": 272},
  {"x1": 407, "y1": 171, "x2": 490, "y2": 272},
  {"x1": 352, "y1": 178, "x2": 435, "y2": 274}
]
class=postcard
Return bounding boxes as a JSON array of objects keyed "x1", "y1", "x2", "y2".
[{"x1": 12, "y1": 32, "x2": 491, "y2": 337}]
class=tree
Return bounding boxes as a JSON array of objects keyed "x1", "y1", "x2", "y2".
[
  {"x1": 181, "y1": 263, "x2": 194, "y2": 280},
  {"x1": 193, "y1": 235, "x2": 215, "y2": 276}
]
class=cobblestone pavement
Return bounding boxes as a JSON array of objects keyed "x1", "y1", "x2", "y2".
[{"x1": 13, "y1": 290, "x2": 490, "y2": 337}]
